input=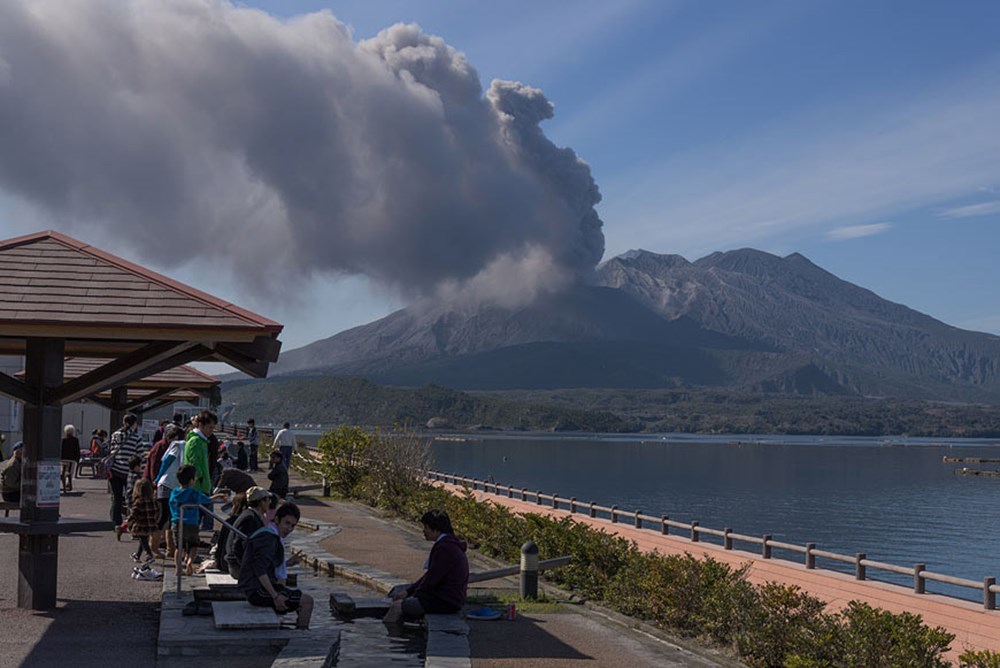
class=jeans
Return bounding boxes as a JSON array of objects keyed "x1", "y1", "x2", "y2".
[
  {"x1": 110, "y1": 473, "x2": 127, "y2": 525},
  {"x1": 279, "y1": 446, "x2": 293, "y2": 469},
  {"x1": 249, "y1": 445, "x2": 259, "y2": 471}
]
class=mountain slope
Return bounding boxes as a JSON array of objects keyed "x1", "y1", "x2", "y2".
[{"x1": 259, "y1": 249, "x2": 1000, "y2": 401}]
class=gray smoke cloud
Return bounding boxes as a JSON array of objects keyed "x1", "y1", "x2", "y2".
[{"x1": 0, "y1": 1, "x2": 604, "y2": 305}]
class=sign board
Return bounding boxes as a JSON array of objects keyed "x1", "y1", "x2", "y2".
[{"x1": 37, "y1": 461, "x2": 61, "y2": 508}]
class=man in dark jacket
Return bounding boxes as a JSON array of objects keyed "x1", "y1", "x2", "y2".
[
  {"x1": 267, "y1": 451, "x2": 288, "y2": 498},
  {"x1": 237, "y1": 502, "x2": 313, "y2": 629},
  {"x1": 391, "y1": 509, "x2": 469, "y2": 618}
]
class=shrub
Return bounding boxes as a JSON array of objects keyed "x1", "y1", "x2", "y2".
[
  {"x1": 316, "y1": 424, "x2": 373, "y2": 497},
  {"x1": 960, "y1": 649, "x2": 1000, "y2": 668}
]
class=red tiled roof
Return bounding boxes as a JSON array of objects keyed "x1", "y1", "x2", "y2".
[{"x1": 0, "y1": 230, "x2": 282, "y2": 336}]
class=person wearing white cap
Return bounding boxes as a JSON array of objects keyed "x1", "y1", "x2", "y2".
[{"x1": 1, "y1": 441, "x2": 24, "y2": 503}]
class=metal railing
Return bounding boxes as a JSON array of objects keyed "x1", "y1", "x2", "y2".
[
  {"x1": 175, "y1": 504, "x2": 247, "y2": 595},
  {"x1": 426, "y1": 470, "x2": 1000, "y2": 611}
]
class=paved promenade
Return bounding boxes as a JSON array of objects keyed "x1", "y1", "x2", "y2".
[
  {"x1": 438, "y1": 482, "x2": 1000, "y2": 663},
  {"x1": 0, "y1": 470, "x2": 733, "y2": 667}
]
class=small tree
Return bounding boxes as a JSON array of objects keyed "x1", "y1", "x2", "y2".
[
  {"x1": 364, "y1": 423, "x2": 431, "y2": 513},
  {"x1": 316, "y1": 425, "x2": 374, "y2": 498}
]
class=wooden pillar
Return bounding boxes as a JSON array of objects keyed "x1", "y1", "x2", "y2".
[
  {"x1": 108, "y1": 386, "x2": 128, "y2": 434},
  {"x1": 19, "y1": 337, "x2": 64, "y2": 610}
]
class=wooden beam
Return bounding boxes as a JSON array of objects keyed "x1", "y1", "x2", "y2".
[
  {"x1": 0, "y1": 370, "x2": 37, "y2": 404},
  {"x1": 49, "y1": 341, "x2": 201, "y2": 405},
  {"x1": 212, "y1": 343, "x2": 270, "y2": 378},
  {"x1": 218, "y1": 336, "x2": 282, "y2": 363},
  {"x1": 123, "y1": 386, "x2": 179, "y2": 411}
]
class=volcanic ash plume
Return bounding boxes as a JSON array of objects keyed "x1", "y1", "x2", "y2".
[{"x1": 0, "y1": 1, "x2": 604, "y2": 306}]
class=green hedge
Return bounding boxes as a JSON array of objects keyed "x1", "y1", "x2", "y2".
[{"x1": 310, "y1": 427, "x2": 960, "y2": 666}]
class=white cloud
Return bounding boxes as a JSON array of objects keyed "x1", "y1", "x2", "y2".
[
  {"x1": 825, "y1": 222, "x2": 892, "y2": 241},
  {"x1": 938, "y1": 200, "x2": 1000, "y2": 219},
  {"x1": 602, "y1": 58, "x2": 1000, "y2": 258}
]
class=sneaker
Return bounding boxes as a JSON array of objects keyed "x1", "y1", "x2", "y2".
[
  {"x1": 133, "y1": 564, "x2": 150, "y2": 575},
  {"x1": 139, "y1": 568, "x2": 162, "y2": 581},
  {"x1": 144, "y1": 554, "x2": 156, "y2": 565},
  {"x1": 130, "y1": 552, "x2": 141, "y2": 563}
]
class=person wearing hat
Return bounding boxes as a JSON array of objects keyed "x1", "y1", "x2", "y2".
[
  {"x1": 1, "y1": 441, "x2": 24, "y2": 503},
  {"x1": 225, "y1": 486, "x2": 276, "y2": 579}
]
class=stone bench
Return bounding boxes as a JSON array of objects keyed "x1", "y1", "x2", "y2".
[
  {"x1": 329, "y1": 591, "x2": 392, "y2": 619},
  {"x1": 212, "y1": 600, "x2": 282, "y2": 630},
  {"x1": 425, "y1": 613, "x2": 471, "y2": 668}
]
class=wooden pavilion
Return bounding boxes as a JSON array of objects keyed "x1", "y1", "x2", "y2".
[{"x1": 0, "y1": 230, "x2": 283, "y2": 609}]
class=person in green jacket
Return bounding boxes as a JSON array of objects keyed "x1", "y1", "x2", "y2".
[{"x1": 183, "y1": 411, "x2": 216, "y2": 495}]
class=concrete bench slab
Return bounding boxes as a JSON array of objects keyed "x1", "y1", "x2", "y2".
[
  {"x1": 329, "y1": 591, "x2": 391, "y2": 619},
  {"x1": 213, "y1": 601, "x2": 282, "y2": 629},
  {"x1": 271, "y1": 632, "x2": 341, "y2": 668},
  {"x1": 206, "y1": 572, "x2": 240, "y2": 589}
]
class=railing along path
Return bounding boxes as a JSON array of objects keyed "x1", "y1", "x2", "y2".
[{"x1": 425, "y1": 469, "x2": 1000, "y2": 611}]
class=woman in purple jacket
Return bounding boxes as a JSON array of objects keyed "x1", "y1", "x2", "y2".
[{"x1": 392, "y1": 509, "x2": 469, "y2": 617}]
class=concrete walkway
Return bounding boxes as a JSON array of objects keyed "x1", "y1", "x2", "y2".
[
  {"x1": 306, "y1": 497, "x2": 735, "y2": 667},
  {"x1": 0, "y1": 475, "x2": 162, "y2": 668},
  {"x1": 439, "y1": 482, "x2": 1000, "y2": 664}
]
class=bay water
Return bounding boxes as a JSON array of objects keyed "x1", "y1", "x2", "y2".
[{"x1": 429, "y1": 433, "x2": 1000, "y2": 601}]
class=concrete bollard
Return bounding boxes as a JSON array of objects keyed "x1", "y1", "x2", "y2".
[
  {"x1": 322, "y1": 476, "x2": 331, "y2": 497},
  {"x1": 520, "y1": 541, "x2": 539, "y2": 600}
]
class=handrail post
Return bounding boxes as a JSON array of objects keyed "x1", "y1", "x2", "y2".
[
  {"x1": 661, "y1": 515, "x2": 669, "y2": 536},
  {"x1": 855, "y1": 553, "x2": 866, "y2": 581},
  {"x1": 507, "y1": 486, "x2": 513, "y2": 499},
  {"x1": 570, "y1": 497, "x2": 577, "y2": 514},
  {"x1": 521, "y1": 488, "x2": 527, "y2": 502},
  {"x1": 914, "y1": 563, "x2": 926, "y2": 594},
  {"x1": 536, "y1": 490, "x2": 543, "y2": 506},
  {"x1": 610, "y1": 505, "x2": 618, "y2": 523},
  {"x1": 723, "y1": 528, "x2": 732, "y2": 550},
  {"x1": 472, "y1": 478, "x2": 478, "y2": 491},
  {"x1": 589, "y1": 501, "x2": 596, "y2": 518},
  {"x1": 552, "y1": 494, "x2": 558, "y2": 509},
  {"x1": 634, "y1": 510, "x2": 642, "y2": 529},
  {"x1": 762, "y1": 534, "x2": 772, "y2": 559},
  {"x1": 805, "y1": 543, "x2": 816, "y2": 569},
  {"x1": 690, "y1": 520, "x2": 699, "y2": 542},
  {"x1": 985, "y1": 577, "x2": 996, "y2": 611}
]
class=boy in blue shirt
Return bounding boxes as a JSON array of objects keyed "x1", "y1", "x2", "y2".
[{"x1": 169, "y1": 464, "x2": 226, "y2": 575}]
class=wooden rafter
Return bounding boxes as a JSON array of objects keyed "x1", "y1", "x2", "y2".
[{"x1": 0, "y1": 369, "x2": 36, "y2": 404}]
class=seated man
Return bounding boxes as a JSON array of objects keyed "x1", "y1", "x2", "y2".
[
  {"x1": 390, "y1": 509, "x2": 469, "y2": 619},
  {"x1": 237, "y1": 502, "x2": 314, "y2": 629}
]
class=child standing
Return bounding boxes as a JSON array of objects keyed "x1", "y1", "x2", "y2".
[
  {"x1": 169, "y1": 465, "x2": 226, "y2": 575},
  {"x1": 118, "y1": 455, "x2": 144, "y2": 540},
  {"x1": 127, "y1": 478, "x2": 160, "y2": 578}
]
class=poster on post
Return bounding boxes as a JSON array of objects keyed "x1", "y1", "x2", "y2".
[{"x1": 37, "y1": 461, "x2": 61, "y2": 508}]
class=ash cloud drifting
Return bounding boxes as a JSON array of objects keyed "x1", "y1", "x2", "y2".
[{"x1": 0, "y1": 1, "x2": 604, "y2": 306}]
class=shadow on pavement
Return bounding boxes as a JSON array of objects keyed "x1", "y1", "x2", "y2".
[
  {"x1": 469, "y1": 614, "x2": 592, "y2": 661},
  {"x1": 11, "y1": 599, "x2": 159, "y2": 668}
]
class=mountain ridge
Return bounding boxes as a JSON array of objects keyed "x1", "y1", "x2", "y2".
[{"x1": 253, "y1": 248, "x2": 1000, "y2": 402}]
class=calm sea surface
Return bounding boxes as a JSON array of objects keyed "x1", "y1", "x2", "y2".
[{"x1": 427, "y1": 433, "x2": 1000, "y2": 601}]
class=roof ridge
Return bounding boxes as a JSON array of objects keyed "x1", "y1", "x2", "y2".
[{"x1": 0, "y1": 230, "x2": 281, "y2": 332}]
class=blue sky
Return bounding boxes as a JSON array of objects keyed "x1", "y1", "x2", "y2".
[
  {"x1": 4, "y1": 0, "x2": 1000, "y2": 350},
  {"x1": 238, "y1": 0, "x2": 1000, "y2": 346}
]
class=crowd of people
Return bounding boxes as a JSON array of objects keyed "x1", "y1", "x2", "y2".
[{"x1": 1, "y1": 413, "x2": 470, "y2": 631}]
